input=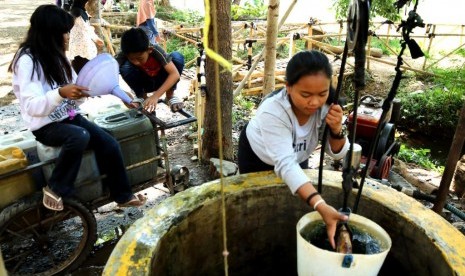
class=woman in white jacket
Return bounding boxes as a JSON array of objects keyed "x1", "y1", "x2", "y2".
[
  {"x1": 238, "y1": 50, "x2": 349, "y2": 249},
  {"x1": 8, "y1": 5, "x2": 145, "y2": 211}
]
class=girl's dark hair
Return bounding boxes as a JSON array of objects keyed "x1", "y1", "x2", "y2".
[
  {"x1": 121, "y1": 28, "x2": 150, "y2": 55},
  {"x1": 286, "y1": 50, "x2": 335, "y2": 103},
  {"x1": 70, "y1": 0, "x2": 89, "y2": 21},
  {"x1": 8, "y1": 5, "x2": 74, "y2": 86}
]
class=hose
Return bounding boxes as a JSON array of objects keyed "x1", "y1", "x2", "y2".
[{"x1": 374, "y1": 173, "x2": 465, "y2": 221}]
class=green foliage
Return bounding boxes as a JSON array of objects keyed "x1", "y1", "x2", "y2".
[
  {"x1": 231, "y1": 0, "x2": 267, "y2": 21},
  {"x1": 157, "y1": 5, "x2": 204, "y2": 26},
  {"x1": 397, "y1": 66, "x2": 465, "y2": 138},
  {"x1": 332, "y1": 0, "x2": 401, "y2": 22},
  {"x1": 369, "y1": 37, "x2": 401, "y2": 55},
  {"x1": 166, "y1": 37, "x2": 198, "y2": 67},
  {"x1": 397, "y1": 144, "x2": 444, "y2": 172},
  {"x1": 456, "y1": 47, "x2": 465, "y2": 58},
  {"x1": 232, "y1": 96, "x2": 256, "y2": 124},
  {"x1": 234, "y1": 95, "x2": 256, "y2": 110}
]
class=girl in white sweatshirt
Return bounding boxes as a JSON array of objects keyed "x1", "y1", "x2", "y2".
[
  {"x1": 8, "y1": 5, "x2": 145, "y2": 211},
  {"x1": 238, "y1": 50, "x2": 349, "y2": 249}
]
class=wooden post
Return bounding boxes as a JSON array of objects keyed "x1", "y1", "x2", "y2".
[
  {"x1": 385, "y1": 23, "x2": 391, "y2": 46},
  {"x1": 366, "y1": 34, "x2": 372, "y2": 70},
  {"x1": 195, "y1": 54, "x2": 207, "y2": 161},
  {"x1": 307, "y1": 24, "x2": 313, "y2": 50},
  {"x1": 423, "y1": 24, "x2": 436, "y2": 70},
  {"x1": 289, "y1": 33, "x2": 294, "y2": 58},
  {"x1": 262, "y1": 0, "x2": 280, "y2": 95},
  {"x1": 232, "y1": 0, "x2": 298, "y2": 97},
  {"x1": 461, "y1": 25, "x2": 464, "y2": 45},
  {"x1": 432, "y1": 101, "x2": 465, "y2": 213},
  {"x1": 338, "y1": 20, "x2": 343, "y2": 44}
]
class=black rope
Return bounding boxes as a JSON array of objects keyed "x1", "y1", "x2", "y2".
[
  {"x1": 353, "y1": 0, "x2": 424, "y2": 213},
  {"x1": 317, "y1": 42, "x2": 349, "y2": 193}
]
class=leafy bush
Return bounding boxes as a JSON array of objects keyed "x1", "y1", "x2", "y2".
[
  {"x1": 456, "y1": 48, "x2": 465, "y2": 58},
  {"x1": 398, "y1": 66, "x2": 465, "y2": 138},
  {"x1": 397, "y1": 144, "x2": 444, "y2": 172},
  {"x1": 166, "y1": 37, "x2": 198, "y2": 68},
  {"x1": 157, "y1": 5, "x2": 204, "y2": 26},
  {"x1": 231, "y1": 0, "x2": 267, "y2": 21},
  {"x1": 232, "y1": 95, "x2": 256, "y2": 125},
  {"x1": 332, "y1": 0, "x2": 401, "y2": 22}
]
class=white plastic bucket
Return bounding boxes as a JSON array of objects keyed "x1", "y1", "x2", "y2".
[{"x1": 297, "y1": 212, "x2": 391, "y2": 276}]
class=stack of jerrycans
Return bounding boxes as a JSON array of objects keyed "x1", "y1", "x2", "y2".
[{"x1": 94, "y1": 109, "x2": 158, "y2": 186}]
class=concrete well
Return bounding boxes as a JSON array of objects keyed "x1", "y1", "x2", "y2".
[{"x1": 103, "y1": 170, "x2": 465, "y2": 275}]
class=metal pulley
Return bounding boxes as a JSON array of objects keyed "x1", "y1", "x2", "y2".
[{"x1": 346, "y1": 0, "x2": 370, "y2": 52}]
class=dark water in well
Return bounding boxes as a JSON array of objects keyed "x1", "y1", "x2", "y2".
[
  {"x1": 300, "y1": 222, "x2": 383, "y2": 254},
  {"x1": 300, "y1": 221, "x2": 409, "y2": 275}
]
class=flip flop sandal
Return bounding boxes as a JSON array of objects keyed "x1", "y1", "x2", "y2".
[
  {"x1": 166, "y1": 96, "x2": 184, "y2": 113},
  {"x1": 42, "y1": 187, "x2": 64, "y2": 211},
  {"x1": 117, "y1": 194, "x2": 147, "y2": 208}
]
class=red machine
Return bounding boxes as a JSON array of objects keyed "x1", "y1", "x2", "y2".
[{"x1": 347, "y1": 95, "x2": 401, "y2": 179}]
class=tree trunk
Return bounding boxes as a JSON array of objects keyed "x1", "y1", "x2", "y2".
[
  {"x1": 201, "y1": 0, "x2": 234, "y2": 161},
  {"x1": 262, "y1": 0, "x2": 279, "y2": 95},
  {"x1": 433, "y1": 101, "x2": 465, "y2": 213}
]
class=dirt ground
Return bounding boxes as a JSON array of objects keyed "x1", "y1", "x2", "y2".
[{"x1": 1, "y1": 0, "x2": 464, "y2": 273}]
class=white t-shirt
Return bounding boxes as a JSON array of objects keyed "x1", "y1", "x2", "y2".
[
  {"x1": 12, "y1": 53, "x2": 83, "y2": 131},
  {"x1": 246, "y1": 88, "x2": 349, "y2": 194}
]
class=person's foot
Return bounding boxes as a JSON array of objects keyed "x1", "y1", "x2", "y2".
[
  {"x1": 166, "y1": 96, "x2": 184, "y2": 112},
  {"x1": 42, "y1": 186, "x2": 64, "y2": 211},
  {"x1": 117, "y1": 194, "x2": 147, "y2": 208}
]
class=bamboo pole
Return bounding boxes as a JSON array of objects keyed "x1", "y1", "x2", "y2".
[
  {"x1": 185, "y1": 55, "x2": 199, "y2": 68},
  {"x1": 374, "y1": 34, "x2": 413, "y2": 68},
  {"x1": 367, "y1": 56, "x2": 436, "y2": 76},
  {"x1": 289, "y1": 34, "x2": 295, "y2": 58},
  {"x1": 232, "y1": 0, "x2": 298, "y2": 97},
  {"x1": 174, "y1": 27, "x2": 203, "y2": 33},
  {"x1": 168, "y1": 32, "x2": 198, "y2": 45},
  {"x1": 102, "y1": 27, "x2": 115, "y2": 55},
  {"x1": 425, "y1": 41, "x2": 465, "y2": 70},
  {"x1": 423, "y1": 24, "x2": 436, "y2": 70},
  {"x1": 385, "y1": 23, "x2": 391, "y2": 45},
  {"x1": 338, "y1": 20, "x2": 343, "y2": 44},
  {"x1": 262, "y1": 0, "x2": 280, "y2": 95},
  {"x1": 366, "y1": 35, "x2": 372, "y2": 70},
  {"x1": 232, "y1": 34, "x2": 344, "y2": 44},
  {"x1": 307, "y1": 24, "x2": 313, "y2": 50},
  {"x1": 241, "y1": 83, "x2": 286, "y2": 96},
  {"x1": 461, "y1": 25, "x2": 464, "y2": 45}
]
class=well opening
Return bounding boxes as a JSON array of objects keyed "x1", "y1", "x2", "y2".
[{"x1": 104, "y1": 171, "x2": 465, "y2": 275}]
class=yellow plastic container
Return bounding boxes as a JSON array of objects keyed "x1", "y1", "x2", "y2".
[{"x1": 0, "y1": 147, "x2": 35, "y2": 209}]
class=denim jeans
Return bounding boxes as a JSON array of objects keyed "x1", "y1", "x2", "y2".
[
  {"x1": 139, "y1": 20, "x2": 159, "y2": 46},
  {"x1": 32, "y1": 114, "x2": 133, "y2": 203},
  {"x1": 120, "y1": 52, "x2": 185, "y2": 98}
]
